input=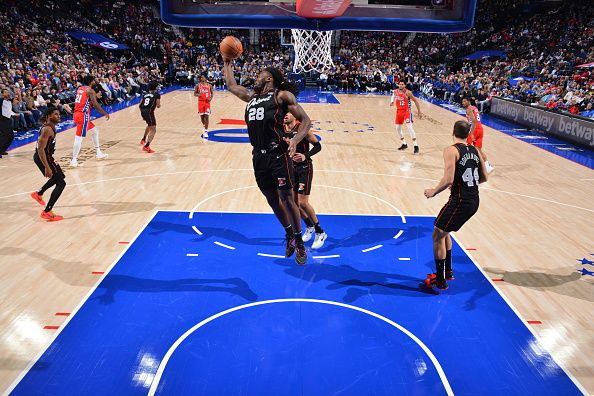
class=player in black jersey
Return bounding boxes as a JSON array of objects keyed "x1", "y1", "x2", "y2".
[
  {"x1": 139, "y1": 82, "x2": 161, "y2": 153},
  {"x1": 283, "y1": 113, "x2": 327, "y2": 249},
  {"x1": 423, "y1": 120, "x2": 488, "y2": 290},
  {"x1": 30, "y1": 108, "x2": 66, "y2": 222},
  {"x1": 222, "y1": 59, "x2": 312, "y2": 265}
]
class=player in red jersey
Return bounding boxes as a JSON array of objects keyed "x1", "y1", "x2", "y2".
[
  {"x1": 70, "y1": 75, "x2": 110, "y2": 167},
  {"x1": 462, "y1": 98, "x2": 494, "y2": 173},
  {"x1": 390, "y1": 81, "x2": 423, "y2": 154},
  {"x1": 194, "y1": 75, "x2": 213, "y2": 138}
]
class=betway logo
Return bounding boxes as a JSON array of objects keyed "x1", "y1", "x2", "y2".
[
  {"x1": 559, "y1": 118, "x2": 594, "y2": 146},
  {"x1": 493, "y1": 102, "x2": 520, "y2": 120},
  {"x1": 296, "y1": 0, "x2": 350, "y2": 18},
  {"x1": 523, "y1": 110, "x2": 554, "y2": 132}
]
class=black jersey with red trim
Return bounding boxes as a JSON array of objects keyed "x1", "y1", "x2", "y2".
[
  {"x1": 451, "y1": 143, "x2": 481, "y2": 200},
  {"x1": 35, "y1": 125, "x2": 56, "y2": 159},
  {"x1": 283, "y1": 121, "x2": 310, "y2": 158},
  {"x1": 139, "y1": 92, "x2": 161, "y2": 112},
  {"x1": 245, "y1": 89, "x2": 287, "y2": 150}
]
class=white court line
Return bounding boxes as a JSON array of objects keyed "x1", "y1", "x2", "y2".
[
  {"x1": 451, "y1": 234, "x2": 588, "y2": 395},
  {"x1": 147, "y1": 298, "x2": 454, "y2": 396},
  {"x1": 312, "y1": 255, "x2": 340, "y2": 259},
  {"x1": 362, "y1": 245, "x2": 383, "y2": 253},
  {"x1": 4, "y1": 211, "x2": 160, "y2": 396},
  {"x1": 188, "y1": 184, "x2": 407, "y2": 240},
  {"x1": 189, "y1": 185, "x2": 254, "y2": 219},
  {"x1": 213, "y1": 241, "x2": 235, "y2": 250},
  {"x1": 257, "y1": 253, "x2": 285, "y2": 259},
  {"x1": 2, "y1": 168, "x2": 590, "y2": 214},
  {"x1": 393, "y1": 230, "x2": 404, "y2": 240},
  {"x1": 186, "y1": 253, "x2": 199, "y2": 257},
  {"x1": 316, "y1": 184, "x2": 406, "y2": 225},
  {"x1": 191, "y1": 226, "x2": 203, "y2": 236},
  {"x1": 0, "y1": 168, "x2": 594, "y2": 216},
  {"x1": 398, "y1": 258, "x2": 411, "y2": 261}
]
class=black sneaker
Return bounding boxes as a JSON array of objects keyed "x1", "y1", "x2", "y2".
[
  {"x1": 295, "y1": 242, "x2": 307, "y2": 265},
  {"x1": 285, "y1": 235, "x2": 296, "y2": 258},
  {"x1": 413, "y1": 146, "x2": 419, "y2": 155},
  {"x1": 397, "y1": 143, "x2": 408, "y2": 151},
  {"x1": 445, "y1": 270, "x2": 455, "y2": 280}
]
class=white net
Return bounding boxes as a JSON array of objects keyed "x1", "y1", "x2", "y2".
[{"x1": 290, "y1": 29, "x2": 334, "y2": 73}]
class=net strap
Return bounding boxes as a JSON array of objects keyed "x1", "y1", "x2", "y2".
[{"x1": 291, "y1": 29, "x2": 334, "y2": 73}]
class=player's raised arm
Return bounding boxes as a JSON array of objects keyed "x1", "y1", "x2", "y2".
[
  {"x1": 466, "y1": 106, "x2": 477, "y2": 137},
  {"x1": 89, "y1": 88, "x2": 109, "y2": 120},
  {"x1": 278, "y1": 90, "x2": 312, "y2": 157},
  {"x1": 222, "y1": 59, "x2": 251, "y2": 102},
  {"x1": 424, "y1": 146, "x2": 457, "y2": 198}
]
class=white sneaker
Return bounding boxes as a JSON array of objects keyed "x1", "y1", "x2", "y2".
[
  {"x1": 96, "y1": 152, "x2": 109, "y2": 159},
  {"x1": 69, "y1": 158, "x2": 80, "y2": 167},
  {"x1": 302, "y1": 226, "x2": 315, "y2": 242},
  {"x1": 312, "y1": 232, "x2": 327, "y2": 250},
  {"x1": 203, "y1": 131, "x2": 209, "y2": 139},
  {"x1": 486, "y1": 161, "x2": 494, "y2": 174}
]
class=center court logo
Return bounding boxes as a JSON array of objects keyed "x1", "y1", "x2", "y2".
[{"x1": 57, "y1": 140, "x2": 120, "y2": 166}]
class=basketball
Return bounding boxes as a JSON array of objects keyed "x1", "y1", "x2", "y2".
[{"x1": 219, "y1": 36, "x2": 243, "y2": 59}]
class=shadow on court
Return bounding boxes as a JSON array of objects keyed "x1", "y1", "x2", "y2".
[
  {"x1": 274, "y1": 260, "x2": 437, "y2": 302},
  {"x1": 93, "y1": 275, "x2": 259, "y2": 304},
  {"x1": 485, "y1": 265, "x2": 593, "y2": 303},
  {"x1": 60, "y1": 200, "x2": 175, "y2": 219}
]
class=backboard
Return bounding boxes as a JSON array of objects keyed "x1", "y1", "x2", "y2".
[{"x1": 160, "y1": 0, "x2": 477, "y2": 33}]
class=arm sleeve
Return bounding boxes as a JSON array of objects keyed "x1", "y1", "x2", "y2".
[{"x1": 305, "y1": 141, "x2": 321, "y2": 160}]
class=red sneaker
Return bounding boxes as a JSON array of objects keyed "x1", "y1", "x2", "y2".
[
  {"x1": 140, "y1": 139, "x2": 146, "y2": 145},
  {"x1": 142, "y1": 146, "x2": 155, "y2": 153},
  {"x1": 423, "y1": 273, "x2": 448, "y2": 290},
  {"x1": 30, "y1": 192, "x2": 45, "y2": 206},
  {"x1": 40, "y1": 210, "x2": 64, "y2": 222}
]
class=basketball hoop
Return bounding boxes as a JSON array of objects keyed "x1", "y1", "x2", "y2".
[{"x1": 290, "y1": 29, "x2": 334, "y2": 73}]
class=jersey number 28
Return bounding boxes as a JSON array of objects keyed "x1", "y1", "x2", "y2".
[
  {"x1": 248, "y1": 107, "x2": 264, "y2": 121},
  {"x1": 462, "y1": 168, "x2": 480, "y2": 187}
]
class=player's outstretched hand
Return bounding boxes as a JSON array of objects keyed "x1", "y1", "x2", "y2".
[
  {"x1": 105, "y1": 113, "x2": 110, "y2": 121},
  {"x1": 417, "y1": 112, "x2": 423, "y2": 120},
  {"x1": 288, "y1": 139, "x2": 297, "y2": 158},
  {"x1": 424, "y1": 188, "x2": 435, "y2": 198},
  {"x1": 292, "y1": 153, "x2": 306, "y2": 163}
]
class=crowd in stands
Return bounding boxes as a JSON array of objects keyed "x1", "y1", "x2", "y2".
[{"x1": 0, "y1": 0, "x2": 592, "y2": 140}]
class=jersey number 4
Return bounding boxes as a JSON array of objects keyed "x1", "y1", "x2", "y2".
[
  {"x1": 462, "y1": 167, "x2": 480, "y2": 187},
  {"x1": 248, "y1": 107, "x2": 264, "y2": 121}
]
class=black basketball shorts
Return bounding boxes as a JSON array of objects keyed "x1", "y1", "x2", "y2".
[
  {"x1": 252, "y1": 149, "x2": 294, "y2": 191},
  {"x1": 34, "y1": 152, "x2": 65, "y2": 180},
  {"x1": 141, "y1": 110, "x2": 156, "y2": 127},
  {"x1": 294, "y1": 161, "x2": 313, "y2": 195},
  {"x1": 434, "y1": 196, "x2": 479, "y2": 232}
]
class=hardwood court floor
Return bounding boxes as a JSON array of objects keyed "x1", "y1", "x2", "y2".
[{"x1": 0, "y1": 90, "x2": 592, "y2": 393}]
